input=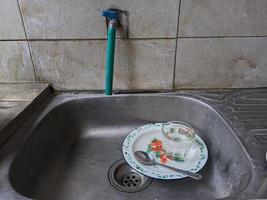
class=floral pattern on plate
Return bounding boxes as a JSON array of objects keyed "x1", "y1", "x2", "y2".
[{"x1": 146, "y1": 138, "x2": 184, "y2": 164}]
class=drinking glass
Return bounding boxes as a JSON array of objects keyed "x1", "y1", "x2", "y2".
[{"x1": 161, "y1": 121, "x2": 195, "y2": 160}]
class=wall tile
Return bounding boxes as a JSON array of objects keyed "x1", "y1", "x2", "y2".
[
  {"x1": 30, "y1": 40, "x2": 175, "y2": 90},
  {"x1": 115, "y1": 40, "x2": 175, "y2": 90},
  {"x1": 0, "y1": 0, "x2": 26, "y2": 39},
  {"x1": 0, "y1": 41, "x2": 35, "y2": 82},
  {"x1": 175, "y1": 38, "x2": 267, "y2": 88},
  {"x1": 128, "y1": 1, "x2": 179, "y2": 38},
  {"x1": 19, "y1": 0, "x2": 179, "y2": 39},
  {"x1": 179, "y1": 0, "x2": 267, "y2": 37}
]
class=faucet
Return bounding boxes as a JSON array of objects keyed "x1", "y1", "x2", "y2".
[{"x1": 102, "y1": 9, "x2": 121, "y2": 95}]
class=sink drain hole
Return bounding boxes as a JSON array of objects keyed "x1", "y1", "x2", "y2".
[
  {"x1": 122, "y1": 173, "x2": 141, "y2": 188},
  {"x1": 108, "y1": 159, "x2": 152, "y2": 193}
]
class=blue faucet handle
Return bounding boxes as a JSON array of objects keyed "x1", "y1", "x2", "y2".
[{"x1": 102, "y1": 9, "x2": 119, "y2": 20}]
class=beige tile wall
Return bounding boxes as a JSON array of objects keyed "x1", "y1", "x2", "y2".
[
  {"x1": 0, "y1": 41, "x2": 35, "y2": 82},
  {"x1": 19, "y1": 0, "x2": 179, "y2": 39},
  {"x1": 0, "y1": 0, "x2": 26, "y2": 39},
  {"x1": 30, "y1": 40, "x2": 175, "y2": 90},
  {"x1": 175, "y1": 38, "x2": 267, "y2": 88},
  {"x1": 179, "y1": 0, "x2": 267, "y2": 37},
  {"x1": 0, "y1": 0, "x2": 267, "y2": 90}
]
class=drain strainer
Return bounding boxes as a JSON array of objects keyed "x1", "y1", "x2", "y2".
[{"x1": 108, "y1": 159, "x2": 152, "y2": 193}]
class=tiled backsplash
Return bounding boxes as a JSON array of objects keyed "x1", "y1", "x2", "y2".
[{"x1": 1, "y1": 0, "x2": 267, "y2": 90}]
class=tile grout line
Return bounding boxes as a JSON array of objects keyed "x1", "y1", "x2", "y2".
[
  {"x1": 0, "y1": 38, "x2": 176, "y2": 41},
  {"x1": 172, "y1": 0, "x2": 182, "y2": 90},
  {"x1": 1, "y1": 35, "x2": 267, "y2": 42},
  {"x1": 27, "y1": 42, "x2": 39, "y2": 82},
  {"x1": 178, "y1": 35, "x2": 267, "y2": 39},
  {"x1": 16, "y1": 0, "x2": 39, "y2": 83}
]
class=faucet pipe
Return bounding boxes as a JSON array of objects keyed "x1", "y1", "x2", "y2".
[
  {"x1": 104, "y1": 19, "x2": 117, "y2": 95},
  {"x1": 102, "y1": 9, "x2": 120, "y2": 95}
]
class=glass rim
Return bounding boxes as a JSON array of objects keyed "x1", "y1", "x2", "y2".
[{"x1": 162, "y1": 121, "x2": 195, "y2": 140}]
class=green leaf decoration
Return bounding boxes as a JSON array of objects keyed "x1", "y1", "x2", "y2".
[
  {"x1": 146, "y1": 144, "x2": 152, "y2": 152},
  {"x1": 155, "y1": 151, "x2": 161, "y2": 158},
  {"x1": 174, "y1": 156, "x2": 185, "y2": 162}
]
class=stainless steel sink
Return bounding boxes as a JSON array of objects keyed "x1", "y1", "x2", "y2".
[{"x1": 0, "y1": 93, "x2": 265, "y2": 199}]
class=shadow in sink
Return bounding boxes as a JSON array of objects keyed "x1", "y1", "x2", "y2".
[{"x1": 9, "y1": 96, "x2": 252, "y2": 200}]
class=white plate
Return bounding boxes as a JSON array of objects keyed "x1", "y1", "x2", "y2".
[{"x1": 122, "y1": 123, "x2": 208, "y2": 180}]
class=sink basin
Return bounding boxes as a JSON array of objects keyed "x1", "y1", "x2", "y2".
[{"x1": 4, "y1": 94, "x2": 255, "y2": 199}]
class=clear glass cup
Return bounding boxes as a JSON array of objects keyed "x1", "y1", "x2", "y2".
[{"x1": 161, "y1": 121, "x2": 195, "y2": 160}]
